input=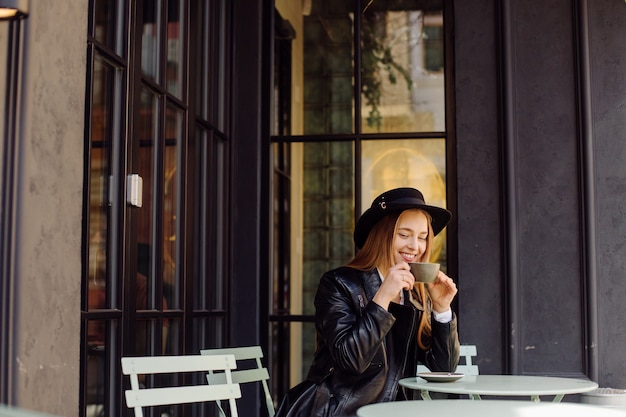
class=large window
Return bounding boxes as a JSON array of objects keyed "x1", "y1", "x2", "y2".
[
  {"x1": 270, "y1": 0, "x2": 455, "y2": 399},
  {"x1": 81, "y1": 1, "x2": 231, "y2": 416}
]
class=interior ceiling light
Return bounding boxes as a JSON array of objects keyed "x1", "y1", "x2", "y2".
[{"x1": 0, "y1": 0, "x2": 28, "y2": 20}]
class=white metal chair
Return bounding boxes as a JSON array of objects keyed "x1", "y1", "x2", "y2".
[
  {"x1": 121, "y1": 354, "x2": 241, "y2": 417},
  {"x1": 416, "y1": 345, "x2": 479, "y2": 400},
  {"x1": 201, "y1": 345, "x2": 275, "y2": 417},
  {"x1": 417, "y1": 344, "x2": 479, "y2": 375},
  {"x1": 456, "y1": 344, "x2": 479, "y2": 376}
]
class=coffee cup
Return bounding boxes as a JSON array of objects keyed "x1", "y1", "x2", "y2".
[{"x1": 409, "y1": 262, "x2": 440, "y2": 283}]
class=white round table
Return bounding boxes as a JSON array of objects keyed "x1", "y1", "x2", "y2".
[
  {"x1": 357, "y1": 399, "x2": 626, "y2": 417},
  {"x1": 399, "y1": 375, "x2": 599, "y2": 402}
]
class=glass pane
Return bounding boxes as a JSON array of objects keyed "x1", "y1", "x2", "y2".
[
  {"x1": 137, "y1": 88, "x2": 158, "y2": 309},
  {"x1": 85, "y1": 320, "x2": 106, "y2": 415},
  {"x1": 141, "y1": 0, "x2": 161, "y2": 80},
  {"x1": 136, "y1": 319, "x2": 169, "y2": 356},
  {"x1": 193, "y1": 127, "x2": 208, "y2": 310},
  {"x1": 194, "y1": 2, "x2": 210, "y2": 120},
  {"x1": 361, "y1": 138, "x2": 448, "y2": 265},
  {"x1": 302, "y1": 1, "x2": 355, "y2": 134},
  {"x1": 164, "y1": 318, "x2": 178, "y2": 355},
  {"x1": 302, "y1": 141, "x2": 355, "y2": 282},
  {"x1": 361, "y1": 1, "x2": 445, "y2": 133},
  {"x1": 166, "y1": 0, "x2": 184, "y2": 97},
  {"x1": 192, "y1": 316, "x2": 225, "y2": 351},
  {"x1": 163, "y1": 104, "x2": 182, "y2": 309},
  {"x1": 296, "y1": 142, "x2": 354, "y2": 338},
  {"x1": 84, "y1": 319, "x2": 120, "y2": 417},
  {"x1": 88, "y1": 56, "x2": 114, "y2": 311},
  {"x1": 93, "y1": 0, "x2": 125, "y2": 56},
  {"x1": 192, "y1": 128, "x2": 227, "y2": 311},
  {"x1": 210, "y1": 137, "x2": 227, "y2": 309},
  {"x1": 194, "y1": 1, "x2": 227, "y2": 128},
  {"x1": 212, "y1": 2, "x2": 228, "y2": 130},
  {"x1": 271, "y1": 141, "x2": 291, "y2": 319},
  {"x1": 270, "y1": 321, "x2": 316, "y2": 393}
]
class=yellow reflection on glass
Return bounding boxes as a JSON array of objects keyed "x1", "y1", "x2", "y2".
[
  {"x1": 361, "y1": 8, "x2": 445, "y2": 133},
  {"x1": 362, "y1": 139, "x2": 447, "y2": 263}
]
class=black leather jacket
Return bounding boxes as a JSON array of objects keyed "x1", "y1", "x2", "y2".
[{"x1": 305, "y1": 266, "x2": 460, "y2": 417}]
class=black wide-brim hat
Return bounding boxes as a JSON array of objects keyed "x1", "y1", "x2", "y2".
[{"x1": 354, "y1": 187, "x2": 452, "y2": 249}]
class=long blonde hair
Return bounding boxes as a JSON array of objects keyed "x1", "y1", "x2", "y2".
[{"x1": 347, "y1": 209, "x2": 435, "y2": 350}]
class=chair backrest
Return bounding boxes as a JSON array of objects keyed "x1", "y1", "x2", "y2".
[
  {"x1": 201, "y1": 346, "x2": 275, "y2": 417},
  {"x1": 456, "y1": 344, "x2": 479, "y2": 376},
  {"x1": 416, "y1": 344, "x2": 479, "y2": 376},
  {"x1": 121, "y1": 354, "x2": 241, "y2": 417}
]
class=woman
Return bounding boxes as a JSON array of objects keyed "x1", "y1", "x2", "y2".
[{"x1": 276, "y1": 187, "x2": 460, "y2": 417}]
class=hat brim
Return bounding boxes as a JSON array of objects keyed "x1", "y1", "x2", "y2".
[{"x1": 354, "y1": 203, "x2": 451, "y2": 249}]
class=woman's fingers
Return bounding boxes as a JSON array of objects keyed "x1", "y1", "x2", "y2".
[{"x1": 427, "y1": 271, "x2": 458, "y2": 308}]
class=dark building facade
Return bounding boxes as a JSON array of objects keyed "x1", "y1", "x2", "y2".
[{"x1": 1, "y1": 1, "x2": 625, "y2": 416}]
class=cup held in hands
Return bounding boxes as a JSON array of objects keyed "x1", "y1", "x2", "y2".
[{"x1": 409, "y1": 262, "x2": 440, "y2": 283}]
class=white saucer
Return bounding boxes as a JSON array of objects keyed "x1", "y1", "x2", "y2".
[{"x1": 417, "y1": 372, "x2": 465, "y2": 382}]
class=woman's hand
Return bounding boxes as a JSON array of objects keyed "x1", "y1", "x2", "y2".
[
  {"x1": 427, "y1": 271, "x2": 458, "y2": 313},
  {"x1": 372, "y1": 262, "x2": 415, "y2": 310}
]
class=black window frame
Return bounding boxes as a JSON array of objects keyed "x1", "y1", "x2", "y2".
[
  {"x1": 80, "y1": 1, "x2": 234, "y2": 416},
  {"x1": 268, "y1": 0, "x2": 458, "y2": 401}
]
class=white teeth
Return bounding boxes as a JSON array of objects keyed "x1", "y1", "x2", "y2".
[{"x1": 402, "y1": 253, "x2": 416, "y2": 261}]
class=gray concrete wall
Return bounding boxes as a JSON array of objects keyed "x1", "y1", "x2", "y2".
[{"x1": 13, "y1": 1, "x2": 87, "y2": 415}]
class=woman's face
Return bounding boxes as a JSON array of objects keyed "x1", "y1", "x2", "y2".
[{"x1": 392, "y1": 209, "x2": 429, "y2": 265}]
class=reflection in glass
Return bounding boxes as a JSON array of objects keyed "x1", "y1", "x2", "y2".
[
  {"x1": 192, "y1": 317, "x2": 225, "y2": 352},
  {"x1": 85, "y1": 320, "x2": 106, "y2": 417},
  {"x1": 88, "y1": 57, "x2": 114, "y2": 311},
  {"x1": 270, "y1": 321, "x2": 316, "y2": 400},
  {"x1": 141, "y1": 0, "x2": 161, "y2": 80},
  {"x1": 194, "y1": 4, "x2": 208, "y2": 119},
  {"x1": 303, "y1": 1, "x2": 354, "y2": 135},
  {"x1": 135, "y1": 214, "x2": 172, "y2": 355},
  {"x1": 137, "y1": 89, "x2": 158, "y2": 309},
  {"x1": 361, "y1": 1, "x2": 444, "y2": 133},
  {"x1": 193, "y1": 127, "x2": 208, "y2": 310},
  {"x1": 166, "y1": 0, "x2": 184, "y2": 97},
  {"x1": 362, "y1": 139, "x2": 447, "y2": 264},
  {"x1": 136, "y1": 318, "x2": 170, "y2": 357},
  {"x1": 93, "y1": 0, "x2": 124, "y2": 56},
  {"x1": 301, "y1": 141, "x2": 354, "y2": 312},
  {"x1": 300, "y1": 141, "x2": 354, "y2": 383},
  {"x1": 192, "y1": 127, "x2": 227, "y2": 312},
  {"x1": 164, "y1": 318, "x2": 177, "y2": 355},
  {"x1": 164, "y1": 104, "x2": 181, "y2": 309},
  {"x1": 301, "y1": 0, "x2": 445, "y2": 135},
  {"x1": 85, "y1": 319, "x2": 120, "y2": 417},
  {"x1": 209, "y1": 137, "x2": 227, "y2": 310},
  {"x1": 194, "y1": 1, "x2": 229, "y2": 127},
  {"x1": 271, "y1": 141, "x2": 291, "y2": 323}
]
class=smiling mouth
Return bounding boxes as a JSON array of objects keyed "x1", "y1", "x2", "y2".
[{"x1": 401, "y1": 252, "x2": 417, "y2": 262}]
